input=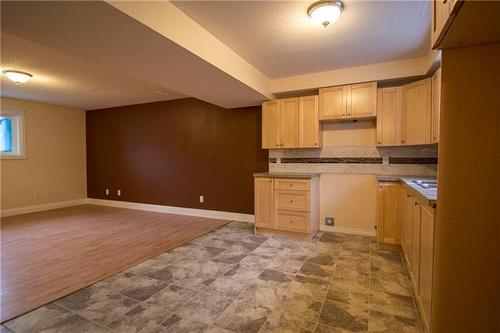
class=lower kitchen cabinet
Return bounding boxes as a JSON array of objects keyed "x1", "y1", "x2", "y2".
[
  {"x1": 402, "y1": 188, "x2": 436, "y2": 332},
  {"x1": 419, "y1": 204, "x2": 436, "y2": 329},
  {"x1": 376, "y1": 182, "x2": 402, "y2": 244},
  {"x1": 254, "y1": 177, "x2": 274, "y2": 229},
  {"x1": 254, "y1": 175, "x2": 319, "y2": 238},
  {"x1": 379, "y1": 183, "x2": 436, "y2": 332}
]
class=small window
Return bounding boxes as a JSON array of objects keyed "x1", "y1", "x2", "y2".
[{"x1": 0, "y1": 110, "x2": 25, "y2": 159}]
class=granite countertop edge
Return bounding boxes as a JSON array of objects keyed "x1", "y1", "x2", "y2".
[
  {"x1": 377, "y1": 175, "x2": 437, "y2": 206},
  {"x1": 253, "y1": 172, "x2": 321, "y2": 179}
]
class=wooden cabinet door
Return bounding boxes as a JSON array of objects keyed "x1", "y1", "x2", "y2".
[
  {"x1": 319, "y1": 86, "x2": 348, "y2": 120},
  {"x1": 262, "y1": 100, "x2": 280, "y2": 149},
  {"x1": 419, "y1": 204, "x2": 436, "y2": 329},
  {"x1": 411, "y1": 201, "x2": 422, "y2": 293},
  {"x1": 402, "y1": 78, "x2": 432, "y2": 145},
  {"x1": 279, "y1": 98, "x2": 300, "y2": 148},
  {"x1": 299, "y1": 96, "x2": 321, "y2": 148},
  {"x1": 254, "y1": 178, "x2": 274, "y2": 228},
  {"x1": 432, "y1": 0, "x2": 451, "y2": 47},
  {"x1": 404, "y1": 193, "x2": 414, "y2": 268},
  {"x1": 431, "y1": 68, "x2": 441, "y2": 143},
  {"x1": 376, "y1": 87, "x2": 402, "y2": 146},
  {"x1": 376, "y1": 182, "x2": 402, "y2": 244},
  {"x1": 349, "y1": 82, "x2": 377, "y2": 119}
]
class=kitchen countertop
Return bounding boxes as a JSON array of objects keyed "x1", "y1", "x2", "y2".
[
  {"x1": 253, "y1": 172, "x2": 320, "y2": 179},
  {"x1": 377, "y1": 175, "x2": 437, "y2": 207}
]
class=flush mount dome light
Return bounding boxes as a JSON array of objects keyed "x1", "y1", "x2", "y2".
[
  {"x1": 308, "y1": 0, "x2": 343, "y2": 28},
  {"x1": 2, "y1": 70, "x2": 33, "y2": 84}
]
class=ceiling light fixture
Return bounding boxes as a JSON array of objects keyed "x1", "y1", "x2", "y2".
[
  {"x1": 308, "y1": 0, "x2": 343, "y2": 28},
  {"x1": 2, "y1": 70, "x2": 33, "y2": 84}
]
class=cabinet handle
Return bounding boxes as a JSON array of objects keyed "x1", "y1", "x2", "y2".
[
  {"x1": 401, "y1": 139, "x2": 406, "y2": 143},
  {"x1": 314, "y1": 142, "x2": 318, "y2": 146}
]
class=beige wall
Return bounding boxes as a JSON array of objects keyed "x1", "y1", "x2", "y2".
[
  {"x1": 320, "y1": 174, "x2": 378, "y2": 231},
  {"x1": 1, "y1": 97, "x2": 86, "y2": 210}
]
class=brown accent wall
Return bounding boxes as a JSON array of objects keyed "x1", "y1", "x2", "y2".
[{"x1": 86, "y1": 98, "x2": 268, "y2": 214}]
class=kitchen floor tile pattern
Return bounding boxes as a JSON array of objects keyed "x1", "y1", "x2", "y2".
[{"x1": 3, "y1": 222, "x2": 422, "y2": 333}]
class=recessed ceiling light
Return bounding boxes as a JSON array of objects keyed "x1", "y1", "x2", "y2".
[
  {"x1": 2, "y1": 70, "x2": 33, "y2": 84},
  {"x1": 308, "y1": 0, "x2": 343, "y2": 28}
]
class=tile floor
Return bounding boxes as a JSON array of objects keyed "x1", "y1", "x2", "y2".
[{"x1": 2, "y1": 222, "x2": 422, "y2": 333}]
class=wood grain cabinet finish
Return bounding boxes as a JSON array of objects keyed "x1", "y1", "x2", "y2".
[
  {"x1": 262, "y1": 100, "x2": 280, "y2": 149},
  {"x1": 419, "y1": 204, "x2": 436, "y2": 329},
  {"x1": 411, "y1": 200, "x2": 422, "y2": 293},
  {"x1": 319, "y1": 85, "x2": 347, "y2": 120},
  {"x1": 399, "y1": 187, "x2": 436, "y2": 332},
  {"x1": 254, "y1": 177, "x2": 319, "y2": 238},
  {"x1": 279, "y1": 98, "x2": 300, "y2": 148},
  {"x1": 299, "y1": 95, "x2": 322, "y2": 148},
  {"x1": 431, "y1": 68, "x2": 441, "y2": 144},
  {"x1": 376, "y1": 182, "x2": 402, "y2": 244},
  {"x1": 319, "y1": 82, "x2": 377, "y2": 121},
  {"x1": 401, "y1": 78, "x2": 432, "y2": 145},
  {"x1": 254, "y1": 177, "x2": 274, "y2": 229},
  {"x1": 376, "y1": 87, "x2": 403, "y2": 146},
  {"x1": 261, "y1": 96, "x2": 321, "y2": 149}
]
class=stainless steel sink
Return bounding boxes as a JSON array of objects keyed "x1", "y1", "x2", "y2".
[{"x1": 412, "y1": 180, "x2": 437, "y2": 189}]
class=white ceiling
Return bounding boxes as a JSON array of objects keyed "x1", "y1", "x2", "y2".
[
  {"x1": 172, "y1": 0, "x2": 431, "y2": 78},
  {"x1": 1, "y1": 1, "x2": 269, "y2": 110},
  {"x1": 1, "y1": 33, "x2": 185, "y2": 110}
]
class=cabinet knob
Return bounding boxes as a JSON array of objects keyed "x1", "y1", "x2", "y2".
[
  {"x1": 289, "y1": 200, "x2": 293, "y2": 203},
  {"x1": 347, "y1": 113, "x2": 351, "y2": 117},
  {"x1": 314, "y1": 143, "x2": 318, "y2": 146},
  {"x1": 378, "y1": 141, "x2": 382, "y2": 144},
  {"x1": 401, "y1": 139, "x2": 406, "y2": 143},
  {"x1": 342, "y1": 114, "x2": 346, "y2": 117},
  {"x1": 289, "y1": 220, "x2": 293, "y2": 224},
  {"x1": 276, "y1": 144, "x2": 279, "y2": 147}
]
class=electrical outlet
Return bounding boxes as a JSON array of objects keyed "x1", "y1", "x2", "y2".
[
  {"x1": 325, "y1": 217, "x2": 334, "y2": 226},
  {"x1": 105, "y1": 189, "x2": 110, "y2": 195},
  {"x1": 199, "y1": 195, "x2": 204, "y2": 203},
  {"x1": 117, "y1": 189, "x2": 121, "y2": 196}
]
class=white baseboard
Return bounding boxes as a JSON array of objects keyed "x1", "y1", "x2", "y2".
[
  {"x1": 1, "y1": 199, "x2": 88, "y2": 217},
  {"x1": 320, "y1": 225, "x2": 376, "y2": 237},
  {"x1": 87, "y1": 198, "x2": 255, "y2": 223}
]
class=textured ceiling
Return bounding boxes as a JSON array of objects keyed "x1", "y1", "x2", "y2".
[
  {"x1": 173, "y1": 0, "x2": 431, "y2": 78},
  {"x1": 1, "y1": 1, "x2": 269, "y2": 110},
  {"x1": 1, "y1": 33, "x2": 185, "y2": 110}
]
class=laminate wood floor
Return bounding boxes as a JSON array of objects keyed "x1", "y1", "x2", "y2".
[{"x1": 0, "y1": 204, "x2": 228, "y2": 322}]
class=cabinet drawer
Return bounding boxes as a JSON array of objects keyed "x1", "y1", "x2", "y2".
[
  {"x1": 275, "y1": 179, "x2": 310, "y2": 191},
  {"x1": 276, "y1": 190, "x2": 309, "y2": 212},
  {"x1": 276, "y1": 211, "x2": 308, "y2": 233}
]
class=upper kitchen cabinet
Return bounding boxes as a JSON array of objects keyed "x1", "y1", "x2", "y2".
[
  {"x1": 262, "y1": 100, "x2": 280, "y2": 149},
  {"x1": 261, "y1": 96, "x2": 322, "y2": 149},
  {"x1": 279, "y1": 98, "x2": 300, "y2": 148},
  {"x1": 349, "y1": 82, "x2": 378, "y2": 118},
  {"x1": 318, "y1": 85, "x2": 347, "y2": 120},
  {"x1": 299, "y1": 96, "x2": 322, "y2": 148},
  {"x1": 319, "y1": 82, "x2": 377, "y2": 121},
  {"x1": 431, "y1": 68, "x2": 441, "y2": 144},
  {"x1": 376, "y1": 87, "x2": 402, "y2": 146},
  {"x1": 401, "y1": 78, "x2": 432, "y2": 145},
  {"x1": 432, "y1": 0, "x2": 500, "y2": 50}
]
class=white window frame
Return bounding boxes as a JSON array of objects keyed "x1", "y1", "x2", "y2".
[{"x1": 0, "y1": 109, "x2": 26, "y2": 159}]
